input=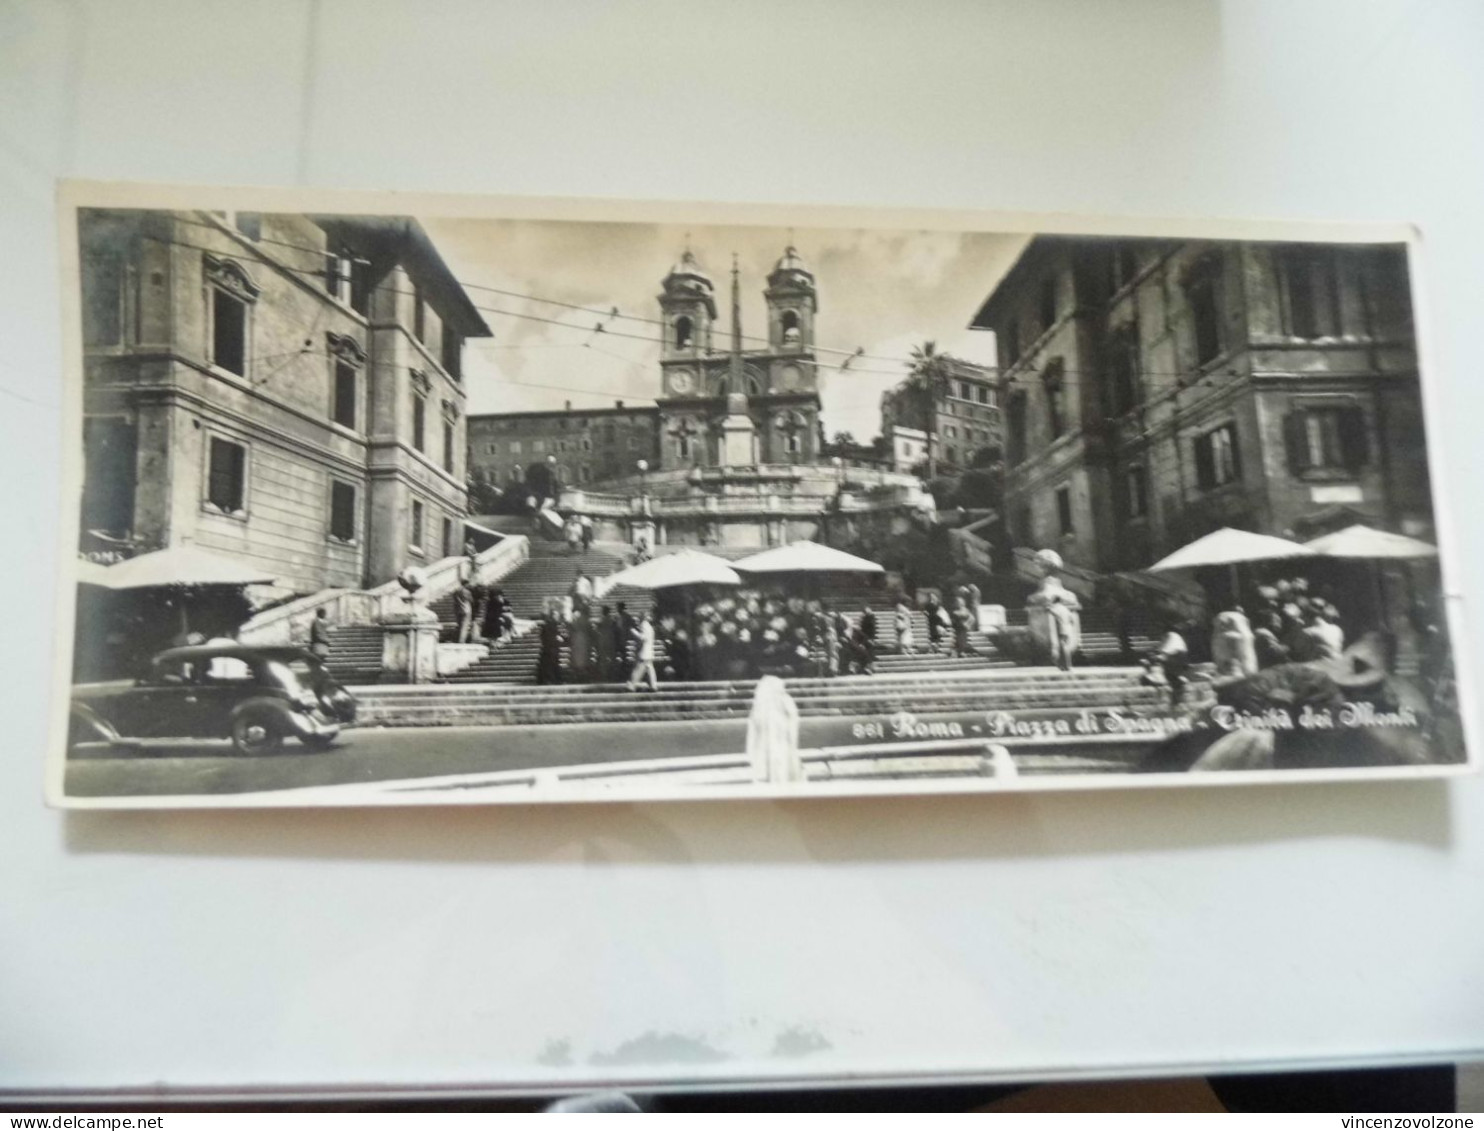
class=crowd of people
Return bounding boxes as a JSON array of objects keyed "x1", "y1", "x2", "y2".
[
  {"x1": 448, "y1": 580, "x2": 516, "y2": 645},
  {"x1": 1142, "y1": 575, "x2": 1353, "y2": 707}
]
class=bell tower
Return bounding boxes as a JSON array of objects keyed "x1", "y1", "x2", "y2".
[
  {"x1": 765, "y1": 245, "x2": 817, "y2": 354},
  {"x1": 657, "y1": 245, "x2": 716, "y2": 400}
]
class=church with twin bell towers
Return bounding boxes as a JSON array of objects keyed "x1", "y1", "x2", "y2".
[{"x1": 655, "y1": 245, "x2": 822, "y2": 467}]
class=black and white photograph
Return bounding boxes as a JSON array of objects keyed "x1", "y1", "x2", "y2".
[{"x1": 52, "y1": 186, "x2": 1474, "y2": 807}]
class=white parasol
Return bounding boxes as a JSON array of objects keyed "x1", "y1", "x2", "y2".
[
  {"x1": 733, "y1": 541, "x2": 886, "y2": 574},
  {"x1": 1147, "y1": 528, "x2": 1316, "y2": 573},
  {"x1": 1304, "y1": 525, "x2": 1438, "y2": 561},
  {"x1": 603, "y1": 549, "x2": 742, "y2": 590},
  {"x1": 81, "y1": 544, "x2": 277, "y2": 589}
]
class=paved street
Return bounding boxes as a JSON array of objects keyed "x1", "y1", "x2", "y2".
[{"x1": 64, "y1": 718, "x2": 758, "y2": 798}]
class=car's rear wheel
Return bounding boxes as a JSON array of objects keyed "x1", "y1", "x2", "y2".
[{"x1": 232, "y1": 713, "x2": 283, "y2": 756}]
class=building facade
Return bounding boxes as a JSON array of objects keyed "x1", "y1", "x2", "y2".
[
  {"x1": 880, "y1": 357, "x2": 1001, "y2": 473},
  {"x1": 78, "y1": 209, "x2": 490, "y2": 595},
  {"x1": 466, "y1": 401, "x2": 662, "y2": 493},
  {"x1": 968, "y1": 236, "x2": 1432, "y2": 573}
]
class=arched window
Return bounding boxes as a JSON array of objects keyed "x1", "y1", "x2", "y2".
[
  {"x1": 780, "y1": 309, "x2": 800, "y2": 343},
  {"x1": 674, "y1": 316, "x2": 693, "y2": 350}
]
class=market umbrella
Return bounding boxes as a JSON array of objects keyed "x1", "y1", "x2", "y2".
[
  {"x1": 1306, "y1": 525, "x2": 1439, "y2": 645},
  {"x1": 1147, "y1": 528, "x2": 1316, "y2": 573},
  {"x1": 604, "y1": 549, "x2": 742, "y2": 590},
  {"x1": 78, "y1": 545, "x2": 276, "y2": 640},
  {"x1": 1147, "y1": 527, "x2": 1316, "y2": 609},
  {"x1": 1304, "y1": 525, "x2": 1438, "y2": 561},
  {"x1": 84, "y1": 544, "x2": 277, "y2": 589},
  {"x1": 733, "y1": 541, "x2": 886, "y2": 575}
]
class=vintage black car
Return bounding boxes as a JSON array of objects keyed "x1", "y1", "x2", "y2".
[{"x1": 69, "y1": 644, "x2": 358, "y2": 756}]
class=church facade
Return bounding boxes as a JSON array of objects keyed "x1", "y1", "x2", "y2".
[{"x1": 654, "y1": 247, "x2": 823, "y2": 469}]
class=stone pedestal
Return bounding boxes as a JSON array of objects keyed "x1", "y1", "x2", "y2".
[
  {"x1": 380, "y1": 605, "x2": 441, "y2": 684},
  {"x1": 720, "y1": 392, "x2": 757, "y2": 467}
]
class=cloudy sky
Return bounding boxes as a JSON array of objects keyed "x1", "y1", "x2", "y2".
[{"x1": 422, "y1": 216, "x2": 1026, "y2": 441}]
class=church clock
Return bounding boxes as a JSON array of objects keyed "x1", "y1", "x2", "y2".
[{"x1": 667, "y1": 368, "x2": 696, "y2": 396}]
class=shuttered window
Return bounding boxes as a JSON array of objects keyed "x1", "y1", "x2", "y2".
[
  {"x1": 1194, "y1": 423, "x2": 1241, "y2": 491},
  {"x1": 207, "y1": 437, "x2": 246, "y2": 513},
  {"x1": 329, "y1": 481, "x2": 356, "y2": 542},
  {"x1": 1285, "y1": 406, "x2": 1367, "y2": 474}
]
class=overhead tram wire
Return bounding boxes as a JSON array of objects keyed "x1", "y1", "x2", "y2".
[
  {"x1": 161, "y1": 215, "x2": 913, "y2": 362},
  {"x1": 94, "y1": 235, "x2": 1242, "y2": 401}
]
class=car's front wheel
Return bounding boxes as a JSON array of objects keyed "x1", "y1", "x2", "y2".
[{"x1": 232, "y1": 712, "x2": 283, "y2": 756}]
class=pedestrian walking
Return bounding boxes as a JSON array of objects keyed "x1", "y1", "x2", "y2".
[
  {"x1": 894, "y1": 598, "x2": 915, "y2": 655},
  {"x1": 536, "y1": 608, "x2": 565, "y2": 685},
  {"x1": 1150, "y1": 624, "x2": 1190, "y2": 708},
  {"x1": 924, "y1": 594, "x2": 945, "y2": 653},
  {"x1": 309, "y1": 607, "x2": 333, "y2": 662},
  {"x1": 614, "y1": 601, "x2": 636, "y2": 680},
  {"x1": 565, "y1": 516, "x2": 582, "y2": 556},
  {"x1": 580, "y1": 514, "x2": 595, "y2": 552},
  {"x1": 858, "y1": 604, "x2": 878, "y2": 672},
  {"x1": 569, "y1": 603, "x2": 592, "y2": 682},
  {"x1": 833, "y1": 608, "x2": 852, "y2": 676},
  {"x1": 595, "y1": 604, "x2": 616, "y2": 682},
  {"x1": 627, "y1": 610, "x2": 659, "y2": 692},
  {"x1": 470, "y1": 583, "x2": 489, "y2": 643},
  {"x1": 951, "y1": 597, "x2": 974, "y2": 658}
]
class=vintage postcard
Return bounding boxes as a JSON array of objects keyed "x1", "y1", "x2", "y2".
[{"x1": 47, "y1": 182, "x2": 1475, "y2": 807}]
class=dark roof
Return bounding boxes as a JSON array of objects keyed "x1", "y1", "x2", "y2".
[
  {"x1": 154, "y1": 644, "x2": 316, "y2": 665},
  {"x1": 311, "y1": 215, "x2": 492, "y2": 338}
]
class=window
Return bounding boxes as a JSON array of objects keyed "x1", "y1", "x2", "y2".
[
  {"x1": 1043, "y1": 362, "x2": 1067, "y2": 439},
  {"x1": 1006, "y1": 389, "x2": 1028, "y2": 467},
  {"x1": 443, "y1": 516, "x2": 456, "y2": 558},
  {"x1": 945, "y1": 425, "x2": 958, "y2": 439},
  {"x1": 628, "y1": 436, "x2": 640, "y2": 451},
  {"x1": 579, "y1": 465, "x2": 590, "y2": 483},
  {"x1": 1194, "y1": 422, "x2": 1241, "y2": 490},
  {"x1": 82, "y1": 252, "x2": 125, "y2": 346},
  {"x1": 1109, "y1": 245, "x2": 1139, "y2": 294},
  {"x1": 333, "y1": 361, "x2": 357, "y2": 429},
  {"x1": 211, "y1": 286, "x2": 247, "y2": 376},
  {"x1": 412, "y1": 393, "x2": 426, "y2": 452},
  {"x1": 325, "y1": 251, "x2": 353, "y2": 303},
  {"x1": 510, "y1": 439, "x2": 523, "y2": 455},
  {"x1": 1186, "y1": 259, "x2": 1224, "y2": 367},
  {"x1": 410, "y1": 499, "x2": 425, "y2": 550},
  {"x1": 412, "y1": 283, "x2": 426, "y2": 342},
  {"x1": 674, "y1": 316, "x2": 693, "y2": 349},
  {"x1": 976, "y1": 386, "x2": 988, "y2": 404},
  {"x1": 533, "y1": 439, "x2": 546, "y2": 454},
  {"x1": 1125, "y1": 465, "x2": 1149, "y2": 519},
  {"x1": 1106, "y1": 326, "x2": 1141, "y2": 415},
  {"x1": 443, "y1": 420, "x2": 456, "y2": 473},
  {"x1": 780, "y1": 309, "x2": 801, "y2": 343},
  {"x1": 329, "y1": 480, "x2": 356, "y2": 542},
  {"x1": 946, "y1": 445, "x2": 958, "y2": 465},
  {"x1": 676, "y1": 433, "x2": 693, "y2": 459},
  {"x1": 1056, "y1": 485, "x2": 1074, "y2": 535},
  {"x1": 1039, "y1": 278, "x2": 1057, "y2": 334},
  {"x1": 787, "y1": 430, "x2": 802, "y2": 455},
  {"x1": 442, "y1": 323, "x2": 461, "y2": 382},
  {"x1": 1285, "y1": 405, "x2": 1367, "y2": 474},
  {"x1": 206, "y1": 436, "x2": 246, "y2": 514},
  {"x1": 81, "y1": 417, "x2": 137, "y2": 535},
  {"x1": 1280, "y1": 248, "x2": 1341, "y2": 339}
]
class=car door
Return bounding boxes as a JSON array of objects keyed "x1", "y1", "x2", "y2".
[{"x1": 114, "y1": 657, "x2": 211, "y2": 739}]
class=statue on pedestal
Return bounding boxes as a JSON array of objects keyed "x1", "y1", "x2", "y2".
[{"x1": 1025, "y1": 552, "x2": 1082, "y2": 671}]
